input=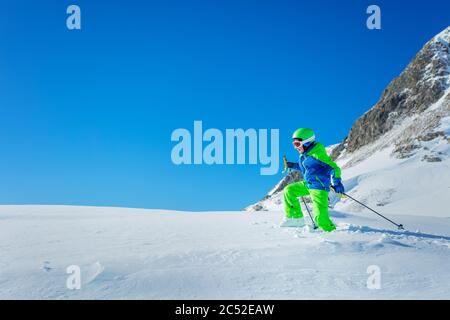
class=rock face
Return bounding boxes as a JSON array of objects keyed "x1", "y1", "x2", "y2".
[
  {"x1": 246, "y1": 26, "x2": 450, "y2": 212},
  {"x1": 332, "y1": 26, "x2": 450, "y2": 159}
]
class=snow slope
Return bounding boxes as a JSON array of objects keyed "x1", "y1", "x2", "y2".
[
  {"x1": 332, "y1": 148, "x2": 450, "y2": 217},
  {"x1": 1, "y1": 205, "x2": 450, "y2": 299}
]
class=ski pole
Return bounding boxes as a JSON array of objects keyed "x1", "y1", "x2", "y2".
[
  {"x1": 301, "y1": 197, "x2": 318, "y2": 229},
  {"x1": 333, "y1": 188, "x2": 404, "y2": 230}
]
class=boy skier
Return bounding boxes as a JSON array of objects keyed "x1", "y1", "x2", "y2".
[{"x1": 282, "y1": 128, "x2": 344, "y2": 231}]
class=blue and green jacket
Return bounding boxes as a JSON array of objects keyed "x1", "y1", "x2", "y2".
[{"x1": 290, "y1": 142, "x2": 342, "y2": 192}]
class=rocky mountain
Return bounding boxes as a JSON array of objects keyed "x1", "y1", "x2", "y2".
[{"x1": 245, "y1": 26, "x2": 450, "y2": 214}]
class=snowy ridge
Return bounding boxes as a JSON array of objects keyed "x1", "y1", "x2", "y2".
[
  {"x1": 339, "y1": 87, "x2": 449, "y2": 167},
  {"x1": 420, "y1": 26, "x2": 450, "y2": 89}
]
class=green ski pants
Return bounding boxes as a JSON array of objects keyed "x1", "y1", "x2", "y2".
[{"x1": 284, "y1": 181, "x2": 336, "y2": 232}]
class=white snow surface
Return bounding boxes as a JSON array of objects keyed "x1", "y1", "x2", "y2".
[{"x1": 1, "y1": 205, "x2": 450, "y2": 299}]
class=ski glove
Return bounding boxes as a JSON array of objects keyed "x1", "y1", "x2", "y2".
[
  {"x1": 286, "y1": 162, "x2": 300, "y2": 170},
  {"x1": 332, "y1": 178, "x2": 345, "y2": 194}
]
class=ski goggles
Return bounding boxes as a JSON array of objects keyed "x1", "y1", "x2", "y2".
[{"x1": 292, "y1": 135, "x2": 315, "y2": 148}]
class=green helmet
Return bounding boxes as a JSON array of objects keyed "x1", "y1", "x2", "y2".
[{"x1": 292, "y1": 128, "x2": 315, "y2": 143}]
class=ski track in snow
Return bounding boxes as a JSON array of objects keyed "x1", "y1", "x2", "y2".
[{"x1": 1, "y1": 205, "x2": 450, "y2": 299}]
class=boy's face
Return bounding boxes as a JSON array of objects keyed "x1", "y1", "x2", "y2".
[{"x1": 293, "y1": 139, "x2": 304, "y2": 153}]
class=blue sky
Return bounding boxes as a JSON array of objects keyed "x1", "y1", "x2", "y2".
[{"x1": 0, "y1": 0, "x2": 449, "y2": 210}]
